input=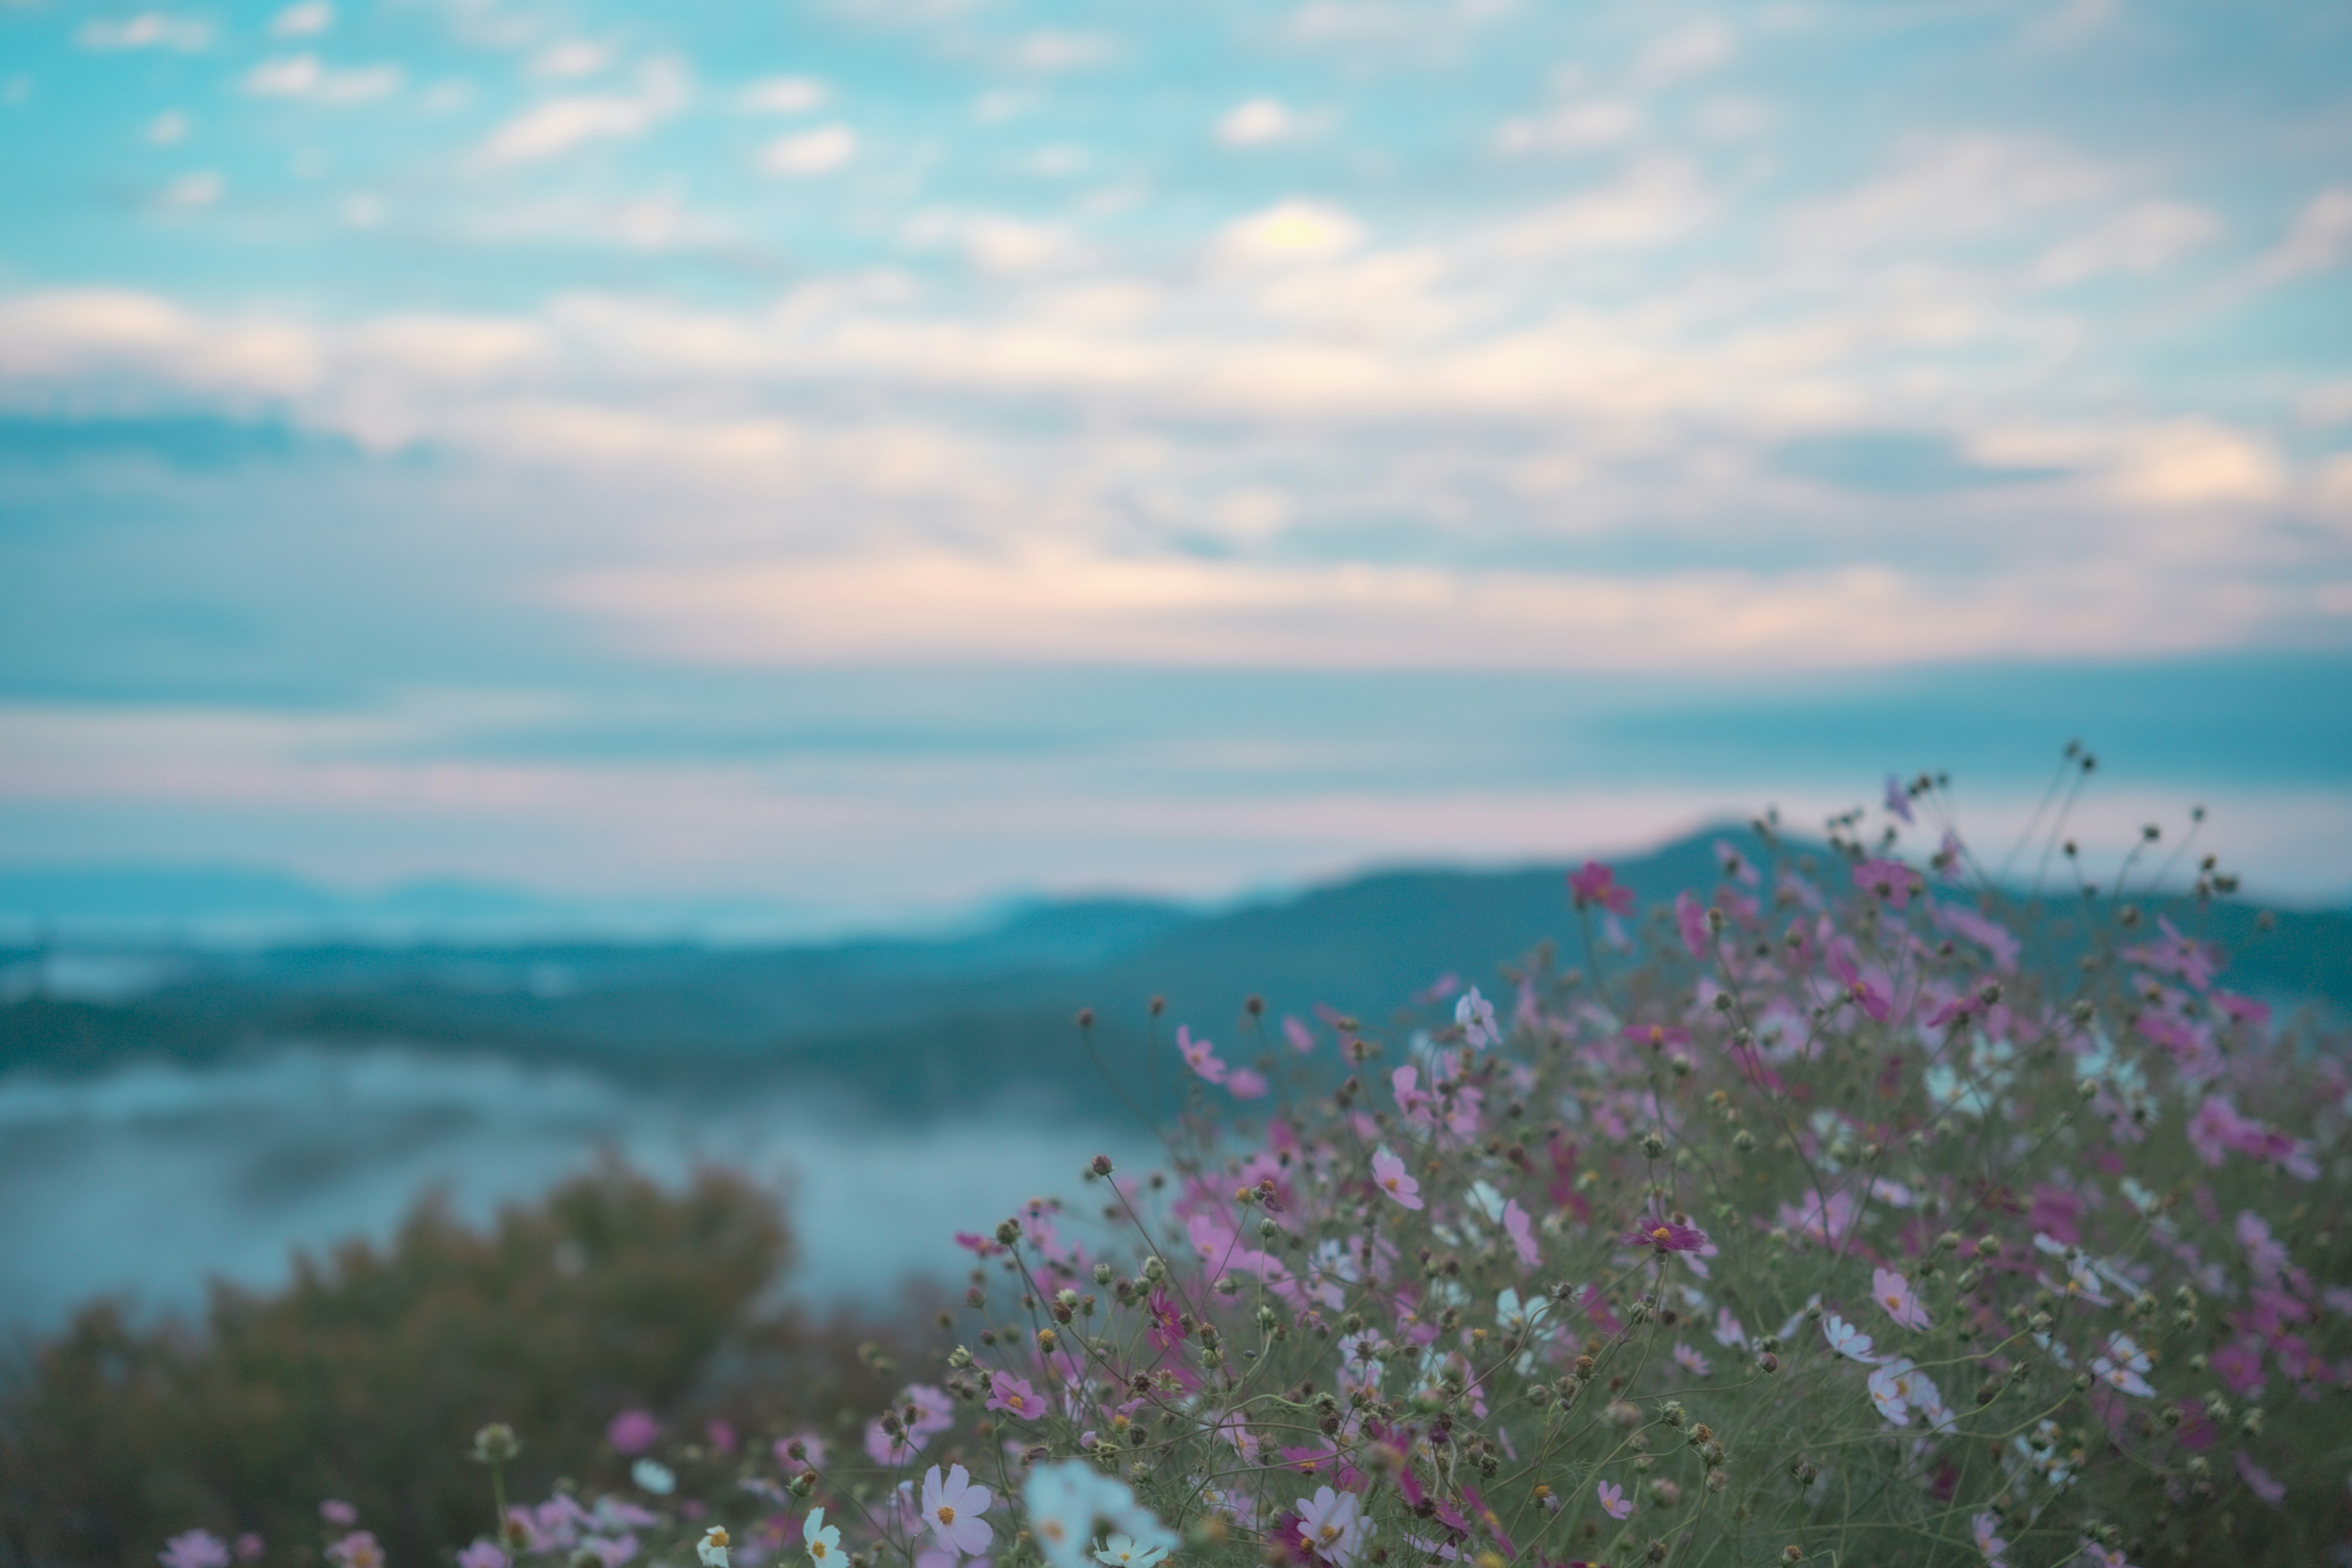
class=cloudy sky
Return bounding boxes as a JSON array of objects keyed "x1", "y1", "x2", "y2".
[{"x1": 1, "y1": 0, "x2": 2348, "y2": 922}]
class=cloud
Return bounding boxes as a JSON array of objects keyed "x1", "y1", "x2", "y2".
[
  {"x1": 160, "y1": 170, "x2": 223, "y2": 209},
  {"x1": 2034, "y1": 200, "x2": 2218, "y2": 285},
  {"x1": 1016, "y1": 31, "x2": 1115, "y2": 70},
  {"x1": 1218, "y1": 97, "x2": 1298, "y2": 146},
  {"x1": 2255, "y1": 187, "x2": 2352, "y2": 284},
  {"x1": 1494, "y1": 99, "x2": 1639, "y2": 154},
  {"x1": 244, "y1": 56, "x2": 404, "y2": 106},
  {"x1": 529, "y1": 40, "x2": 612, "y2": 81},
  {"x1": 742, "y1": 75, "x2": 827, "y2": 114},
  {"x1": 481, "y1": 62, "x2": 687, "y2": 163},
  {"x1": 1628, "y1": 20, "x2": 1734, "y2": 91},
  {"x1": 2019, "y1": 0, "x2": 2119, "y2": 51},
  {"x1": 1218, "y1": 200, "x2": 1365, "y2": 261},
  {"x1": 907, "y1": 212, "x2": 1080, "y2": 275},
  {"x1": 270, "y1": 1, "x2": 333, "y2": 39},
  {"x1": 146, "y1": 110, "x2": 189, "y2": 146},
  {"x1": 2297, "y1": 382, "x2": 2352, "y2": 427},
  {"x1": 1787, "y1": 135, "x2": 2109, "y2": 262},
  {"x1": 78, "y1": 12, "x2": 210, "y2": 51},
  {"x1": 1485, "y1": 156, "x2": 1712, "y2": 255},
  {"x1": 761, "y1": 123, "x2": 858, "y2": 176}
]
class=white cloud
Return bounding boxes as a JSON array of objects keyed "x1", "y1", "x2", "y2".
[
  {"x1": 2255, "y1": 187, "x2": 2352, "y2": 284},
  {"x1": 1009, "y1": 31, "x2": 1115, "y2": 70},
  {"x1": 78, "y1": 12, "x2": 210, "y2": 51},
  {"x1": 2034, "y1": 200, "x2": 2218, "y2": 285},
  {"x1": 2020, "y1": 0, "x2": 2119, "y2": 52},
  {"x1": 270, "y1": 1, "x2": 333, "y2": 39},
  {"x1": 1487, "y1": 156, "x2": 1712, "y2": 255},
  {"x1": 529, "y1": 40, "x2": 612, "y2": 81},
  {"x1": 907, "y1": 212, "x2": 1079, "y2": 275},
  {"x1": 2297, "y1": 382, "x2": 2352, "y2": 427},
  {"x1": 1218, "y1": 97, "x2": 1295, "y2": 146},
  {"x1": 1789, "y1": 135, "x2": 2109, "y2": 262},
  {"x1": 1629, "y1": 20, "x2": 1734, "y2": 90},
  {"x1": 761, "y1": 123, "x2": 858, "y2": 176},
  {"x1": 742, "y1": 75, "x2": 827, "y2": 114},
  {"x1": 146, "y1": 110, "x2": 189, "y2": 146},
  {"x1": 1218, "y1": 199, "x2": 1365, "y2": 262},
  {"x1": 481, "y1": 62, "x2": 687, "y2": 164},
  {"x1": 244, "y1": 56, "x2": 404, "y2": 106},
  {"x1": 160, "y1": 170, "x2": 222, "y2": 208},
  {"x1": 1494, "y1": 99, "x2": 1639, "y2": 154}
]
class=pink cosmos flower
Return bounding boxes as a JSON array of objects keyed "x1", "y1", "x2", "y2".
[
  {"x1": 160, "y1": 1531, "x2": 231, "y2": 1568},
  {"x1": 2090, "y1": 1333, "x2": 2153, "y2": 1398},
  {"x1": 1371, "y1": 1149, "x2": 1423, "y2": 1210},
  {"x1": 1177, "y1": 1025, "x2": 1227, "y2": 1085},
  {"x1": 1625, "y1": 1216, "x2": 1707, "y2": 1253},
  {"x1": 1283, "y1": 1016, "x2": 1316, "y2": 1053},
  {"x1": 2236, "y1": 1452, "x2": 2285, "y2": 1506},
  {"x1": 325, "y1": 1534, "x2": 383, "y2": 1568},
  {"x1": 1595, "y1": 1480, "x2": 1633, "y2": 1521},
  {"x1": 320, "y1": 1502, "x2": 360, "y2": 1528},
  {"x1": 1713, "y1": 1308, "x2": 1746, "y2": 1348},
  {"x1": 1852, "y1": 858, "x2": 1915, "y2": 908},
  {"x1": 1674, "y1": 891, "x2": 1711, "y2": 959},
  {"x1": 1673, "y1": 1343, "x2": 1710, "y2": 1376},
  {"x1": 1714, "y1": 838, "x2": 1760, "y2": 887},
  {"x1": 1619, "y1": 1022, "x2": 1690, "y2": 1050},
  {"x1": 1413, "y1": 972, "x2": 1461, "y2": 1005},
  {"x1": 919, "y1": 1464, "x2": 994, "y2": 1557},
  {"x1": 1872, "y1": 1267, "x2": 1931, "y2": 1332},
  {"x1": 1569, "y1": 861, "x2": 1635, "y2": 916},
  {"x1": 1225, "y1": 1066, "x2": 1269, "y2": 1099},
  {"x1": 458, "y1": 1543, "x2": 508, "y2": 1568},
  {"x1": 1970, "y1": 1512, "x2": 2008, "y2": 1567},
  {"x1": 1825, "y1": 944, "x2": 1894, "y2": 1023},
  {"x1": 606, "y1": 1411, "x2": 659, "y2": 1456},
  {"x1": 1455, "y1": 987, "x2": 1499, "y2": 1048},
  {"x1": 1502, "y1": 1198, "x2": 1540, "y2": 1270},
  {"x1": 1884, "y1": 775, "x2": 1914, "y2": 824},
  {"x1": 233, "y1": 1537, "x2": 265, "y2": 1564},
  {"x1": 774, "y1": 1432, "x2": 826, "y2": 1473},
  {"x1": 2079, "y1": 1544, "x2": 2135, "y2": 1568},
  {"x1": 987, "y1": 1374, "x2": 1049, "y2": 1420},
  {"x1": 1866, "y1": 1360, "x2": 1918, "y2": 1425}
]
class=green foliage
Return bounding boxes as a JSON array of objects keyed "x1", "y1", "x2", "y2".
[{"x1": 0, "y1": 1159, "x2": 877, "y2": 1568}]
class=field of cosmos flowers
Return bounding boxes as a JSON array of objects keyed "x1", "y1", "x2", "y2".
[{"x1": 145, "y1": 772, "x2": 2350, "y2": 1568}]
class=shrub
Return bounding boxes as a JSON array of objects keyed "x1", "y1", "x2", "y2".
[
  {"x1": 1, "y1": 1159, "x2": 888, "y2": 1567},
  {"x1": 383, "y1": 784, "x2": 2344, "y2": 1568}
]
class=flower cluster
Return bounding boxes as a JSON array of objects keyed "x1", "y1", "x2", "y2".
[{"x1": 156, "y1": 772, "x2": 2352, "y2": 1567}]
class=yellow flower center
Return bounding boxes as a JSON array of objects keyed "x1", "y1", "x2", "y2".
[
  {"x1": 1648, "y1": 1026, "x2": 1664, "y2": 1044},
  {"x1": 709, "y1": 1531, "x2": 731, "y2": 1548},
  {"x1": 937, "y1": 1507, "x2": 956, "y2": 1526},
  {"x1": 1652, "y1": 1226, "x2": 1671, "y2": 1242},
  {"x1": 813, "y1": 1545, "x2": 829, "y2": 1561},
  {"x1": 1319, "y1": 1526, "x2": 1340, "y2": 1543}
]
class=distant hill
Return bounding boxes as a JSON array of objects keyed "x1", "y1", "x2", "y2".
[{"x1": 2, "y1": 829, "x2": 2345, "y2": 1117}]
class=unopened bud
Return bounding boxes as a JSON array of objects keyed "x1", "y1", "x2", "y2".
[{"x1": 471, "y1": 1422, "x2": 521, "y2": 1463}]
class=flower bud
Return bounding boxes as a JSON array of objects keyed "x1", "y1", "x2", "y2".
[
  {"x1": 471, "y1": 1423, "x2": 521, "y2": 1464},
  {"x1": 996, "y1": 1219, "x2": 1022, "y2": 1246}
]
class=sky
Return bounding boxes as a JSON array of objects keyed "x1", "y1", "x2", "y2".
[{"x1": 1, "y1": 0, "x2": 2350, "y2": 925}]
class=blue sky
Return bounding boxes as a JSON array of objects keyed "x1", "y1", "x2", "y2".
[{"x1": 1, "y1": 0, "x2": 2349, "y2": 921}]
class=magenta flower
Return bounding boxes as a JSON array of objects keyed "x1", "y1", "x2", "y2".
[
  {"x1": 606, "y1": 1410, "x2": 659, "y2": 1456},
  {"x1": 319, "y1": 1502, "x2": 359, "y2": 1528},
  {"x1": 1502, "y1": 1197, "x2": 1540, "y2": 1270},
  {"x1": 1624, "y1": 1216, "x2": 1707, "y2": 1253},
  {"x1": 233, "y1": 1538, "x2": 265, "y2": 1565},
  {"x1": 1225, "y1": 1066, "x2": 1269, "y2": 1099},
  {"x1": 325, "y1": 1534, "x2": 383, "y2": 1568},
  {"x1": 1618, "y1": 1022, "x2": 1690, "y2": 1050},
  {"x1": 1825, "y1": 945, "x2": 1894, "y2": 1023},
  {"x1": 1852, "y1": 858, "x2": 1915, "y2": 908},
  {"x1": 1595, "y1": 1480, "x2": 1633, "y2": 1520},
  {"x1": 1371, "y1": 1148, "x2": 1423, "y2": 1210},
  {"x1": 1569, "y1": 861, "x2": 1635, "y2": 916},
  {"x1": 1177, "y1": 1025, "x2": 1227, "y2": 1085},
  {"x1": 458, "y1": 1544, "x2": 508, "y2": 1568},
  {"x1": 1884, "y1": 774, "x2": 1914, "y2": 823},
  {"x1": 1672, "y1": 1342, "x2": 1711, "y2": 1376},
  {"x1": 1147, "y1": 1288, "x2": 1185, "y2": 1351},
  {"x1": 1674, "y1": 891, "x2": 1711, "y2": 959},
  {"x1": 1872, "y1": 1267, "x2": 1931, "y2": 1332},
  {"x1": 160, "y1": 1531, "x2": 231, "y2": 1568},
  {"x1": 1283, "y1": 1015, "x2": 1316, "y2": 1052},
  {"x1": 2235, "y1": 1452, "x2": 2285, "y2": 1507},
  {"x1": 987, "y1": 1374, "x2": 1049, "y2": 1420}
]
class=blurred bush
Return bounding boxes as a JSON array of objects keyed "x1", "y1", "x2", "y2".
[{"x1": 0, "y1": 1158, "x2": 890, "y2": 1567}]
